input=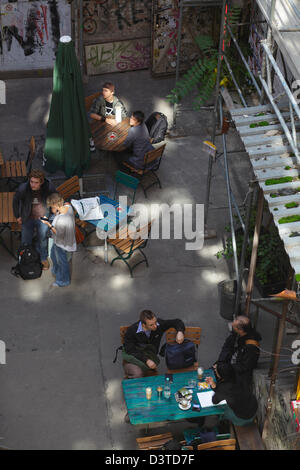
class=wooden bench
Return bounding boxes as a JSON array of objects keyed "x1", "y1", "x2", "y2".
[
  {"x1": 0, "y1": 192, "x2": 19, "y2": 258},
  {"x1": 233, "y1": 422, "x2": 265, "y2": 450},
  {"x1": 122, "y1": 144, "x2": 166, "y2": 198},
  {"x1": 165, "y1": 327, "x2": 202, "y2": 373},
  {"x1": 108, "y1": 222, "x2": 152, "y2": 277},
  {"x1": 136, "y1": 432, "x2": 174, "y2": 450}
]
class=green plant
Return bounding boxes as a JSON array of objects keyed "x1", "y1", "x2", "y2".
[
  {"x1": 216, "y1": 210, "x2": 288, "y2": 285},
  {"x1": 265, "y1": 177, "x2": 294, "y2": 186},
  {"x1": 166, "y1": 6, "x2": 246, "y2": 110},
  {"x1": 285, "y1": 202, "x2": 299, "y2": 209},
  {"x1": 284, "y1": 166, "x2": 292, "y2": 170},
  {"x1": 278, "y1": 215, "x2": 300, "y2": 224}
]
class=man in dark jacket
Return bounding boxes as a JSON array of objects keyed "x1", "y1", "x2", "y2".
[
  {"x1": 118, "y1": 110, "x2": 154, "y2": 170},
  {"x1": 13, "y1": 169, "x2": 57, "y2": 270},
  {"x1": 216, "y1": 316, "x2": 262, "y2": 386},
  {"x1": 123, "y1": 309, "x2": 185, "y2": 378},
  {"x1": 207, "y1": 362, "x2": 258, "y2": 426}
]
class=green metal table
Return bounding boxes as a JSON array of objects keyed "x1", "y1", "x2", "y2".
[{"x1": 122, "y1": 369, "x2": 227, "y2": 425}]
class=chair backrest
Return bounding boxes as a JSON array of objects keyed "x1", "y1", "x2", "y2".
[
  {"x1": 0, "y1": 151, "x2": 4, "y2": 166},
  {"x1": 144, "y1": 143, "x2": 166, "y2": 168},
  {"x1": 85, "y1": 92, "x2": 101, "y2": 112},
  {"x1": 57, "y1": 176, "x2": 81, "y2": 200},
  {"x1": 26, "y1": 136, "x2": 36, "y2": 174},
  {"x1": 196, "y1": 438, "x2": 236, "y2": 451},
  {"x1": 136, "y1": 432, "x2": 173, "y2": 450},
  {"x1": 113, "y1": 170, "x2": 139, "y2": 204},
  {"x1": 165, "y1": 327, "x2": 201, "y2": 345},
  {"x1": 120, "y1": 326, "x2": 129, "y2": 344}
]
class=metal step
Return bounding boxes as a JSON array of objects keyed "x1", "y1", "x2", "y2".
[{"x1": 230, "y1": 103, "x2": 300, "y2": 282}]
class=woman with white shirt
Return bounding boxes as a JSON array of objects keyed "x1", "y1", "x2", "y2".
[{"x1": 41, "y1": 193, "x2": 76, "y2": 287}]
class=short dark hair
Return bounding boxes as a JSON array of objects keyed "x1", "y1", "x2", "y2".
[
  {"x1": 29, "y1": 169, "x2": 45, "y2": 184},
  {"x1": 235, "y1": 316, "x2": 252, "y2": 333},
  {"x1": 132, "y1": 110, "x2": 144, "y2": 124},
  {"x1": 102, "y1": 82, "x2": 115, "y2": 93},
  {"x1": 140, "y1": 310, "x2": 155, "y2": 324}
]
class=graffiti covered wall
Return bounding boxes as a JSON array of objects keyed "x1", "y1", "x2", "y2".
[
  {"x1": 82, "y1": 0, "x2": 152, "y2": 44},
  {"x1": 0, "y1": 0, "x2": 71, "y2": 72},
  {"x1": 85, "y1": 37, "x2": 150, "y2": 75}
]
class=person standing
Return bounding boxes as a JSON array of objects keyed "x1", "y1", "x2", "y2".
[
  {"x1": 13, "y1": 169, "x2": 57, "y2": 271},
  {"x1": 41, "y1": 193, "x2": 76, "y2": 287}
]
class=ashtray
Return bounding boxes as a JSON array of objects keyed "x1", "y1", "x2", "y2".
[{"x1": 108, "y1": 132, "x2": 117, "y2": 140}]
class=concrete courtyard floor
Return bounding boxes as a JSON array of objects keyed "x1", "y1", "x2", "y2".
[{"x1": 0, "y1": 70, "x2": 297, "y2": 450}]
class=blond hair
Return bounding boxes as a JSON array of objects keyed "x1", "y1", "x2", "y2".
[{"x1": 46, "y1": 192, "x2": 64, "y2": 208}]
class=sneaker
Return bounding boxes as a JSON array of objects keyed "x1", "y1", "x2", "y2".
[
  {"x1": 89, "y1": 138, "x2": 96, "y2": 152},
  {"x1": 52, "y1": 282, "x2": 70, "y2": 287},
  {"x1": 42, "y1": 259, "x2": 50, "y2": 270}
]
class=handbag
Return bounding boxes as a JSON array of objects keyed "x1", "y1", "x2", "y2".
[{"x1": 75, "y1": 225, "x2": 85, "y2": 244}]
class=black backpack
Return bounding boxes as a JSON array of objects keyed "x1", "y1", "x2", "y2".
[
  {"x1": 160, "y1": 339, "x2": 196, "y2": 370},
  {"x1": 145, "y1": 112, "x2": 168, "y2": 143},
  {"x1": 11, "y1": 245, "x2": 42, "y2": 280}
]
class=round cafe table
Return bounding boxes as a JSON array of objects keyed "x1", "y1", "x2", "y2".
[{"x1": 90, "y1": 117, "x2": 130, "y2": 152}]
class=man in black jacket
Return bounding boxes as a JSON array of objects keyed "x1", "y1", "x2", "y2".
[
  {"x1": 216, "y1": 316, "x2": 262, "y2": 386},
  {"x1": 13, "y1": 169, "x2": 57, "y2": 270},
  {"x1": 123, "y1": 309, "x2": 185, "y2": 378}
]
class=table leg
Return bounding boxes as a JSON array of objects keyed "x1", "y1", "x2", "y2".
[{"x1": 104, "y1": 232, "x2": 108, "y2": 264}]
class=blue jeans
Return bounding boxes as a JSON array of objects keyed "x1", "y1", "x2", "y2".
[
  {"x1": 21, "y1": 218, "x2": 49, "y2": 262},
  {"x1": 51, "y1": 244, "x2": 72, "y2": 286}
]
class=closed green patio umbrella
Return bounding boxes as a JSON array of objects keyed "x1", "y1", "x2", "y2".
[{"x1": 44, "y1": 36, "x2": 90, "y2": 177}]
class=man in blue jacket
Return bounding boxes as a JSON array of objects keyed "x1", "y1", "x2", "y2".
[{"x1": 13, "y1": 169, "x2": 57, "y2": 270}]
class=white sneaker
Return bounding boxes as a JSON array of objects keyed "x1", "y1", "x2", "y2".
[{"x1": 89, "y1": 138, "x2": 96, "y2": 152}]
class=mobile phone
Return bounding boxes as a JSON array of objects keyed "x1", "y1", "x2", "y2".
[
  {"x1": 40, "y1": 217, "x2": 49, "y2": 221},
  {"x1": 165, "y1": 373, "x2": 173, "y2": 383},
  {"x1": 192, "y1": 403, "x2": 201, "y2": 411}
]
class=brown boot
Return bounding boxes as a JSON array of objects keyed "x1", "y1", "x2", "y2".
[{"x1": 42, "y1": 259, "x2": 50, "y2": 271}]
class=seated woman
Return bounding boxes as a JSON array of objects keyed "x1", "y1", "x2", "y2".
[
  {"x1": 206, "y1": 362, "x2": 258, "y2": 426},
  {"x1": 41, "y1": 193, "x2": 76, "y2": 287}
]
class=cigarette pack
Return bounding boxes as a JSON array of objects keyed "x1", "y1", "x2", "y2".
[{"x1": 290, "y1": 400, "x2": 300, "y2": 432}]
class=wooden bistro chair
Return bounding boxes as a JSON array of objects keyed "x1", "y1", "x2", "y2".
[
  {"x1": 85, "y1": 92, "x2": 101, "y2": 112},
  {"x1": 122, "y1": 144, "x2": 166, "y2": 198},
  {"x1": 183, "y1": 438, "x2": 236, "y2": 451},
  {"x1": 136, "y1": 432, "x2": 174, "y2": 450},
  {"x1": 120, "y1": 325, "x2": 158, "y2": 379},
  {"x1": 56, "y1": 175, "x2": 81, "y2": 202},
  {"x1": 165, "y1": 327, "x2": 202, "y2": 374},
  {"x1": 107, "y1": 222, "x2": 152, "y2": 277},
  {"x1": 0, "y1": 136, "x2": 36, "y2": 190}
]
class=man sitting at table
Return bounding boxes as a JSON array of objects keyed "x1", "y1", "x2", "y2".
[
  {"x1": 13, "y1": 169, "x2": 57, "y2": 271},
  {"x1": 123, "y1": 309, "x2": 185, "y2": 379},
  {"x1": 117, "y1": 110, "x2": 154, "y2": 170},
  {"x1": 89, "y1": 81, "x2": 127, "y2": 127}
]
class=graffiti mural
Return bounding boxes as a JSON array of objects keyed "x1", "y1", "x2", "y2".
[
  {"x1": 85, "y1": 37, "x2": 150, "y2": 75},
  {"x1": 0, "y1": 0, "x2": 71, "y2": 72},
  {"x1": 82, "y1": 0, "x2": 152, "y2": 43}
]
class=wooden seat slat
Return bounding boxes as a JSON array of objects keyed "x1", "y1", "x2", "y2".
[
  {"x1": 10, "y1": 162, "x2": 17, "y2": 178},
  {"x1": 0, "y1": 193, "x2": 3, "y2": 223},
  {"x1": 8, "y1": 192, "x2": 15, "y2": 222},
  {"x1": 3, "y1": 192, "x2": 8, "y2": 223},
  {"x1": 21, "y1": 160, "x2": 26, "y2": 176},
  {"x1": 5, "y1": 162, "x2": 11, "y2": 178},
  {"x1": 15, "y1": 161, "x2": 21, "y2": 176}
]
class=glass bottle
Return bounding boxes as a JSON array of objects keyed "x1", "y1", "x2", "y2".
[{"x1": 164, "y1": 377, "x2": 171, "y2": 399}]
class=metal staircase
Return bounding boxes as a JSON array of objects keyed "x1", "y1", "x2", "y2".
[{"x1": 230, "y1": 102, "x2": 300, "y2": 279}]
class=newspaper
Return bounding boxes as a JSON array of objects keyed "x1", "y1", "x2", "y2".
[{"x1": 71, "y1": 197, "x2": 104, "y2": 221}]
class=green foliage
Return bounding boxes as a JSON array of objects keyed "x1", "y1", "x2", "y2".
[
  {"x1": 215, "y1": 209, "x2": 288, "y2": 285},
  {"x1": 278, "y1": 215, "x2": 300, "y2": 224},
  {"x1": 265, "y1": 177, "x2": 294, "y2": 186},
  {"x1": 285, "y1": 202, "x2": 299, "y2": 209},
  {"x1": 166, "y1": 6, "x2": 245, "y2": 109}
]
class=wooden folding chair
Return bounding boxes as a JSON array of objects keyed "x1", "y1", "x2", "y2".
[
  {"x1": 85, "y1": 92, "x2": 101, "y2": 112},
  {"x1": 108, "y1": 222, "x2": 152, "y2": 277},
  {"x1": 56, "y1": 175, "x2": 81, "y2": 201},
  {"x1": 136, "y1": 432, "x2": 174, "y2": 450},
  {"x1": 165, "y1": 327, "x2": 202, "y2": 373},
  {"x1": 183, "y1": 438, "x2": 236, "y2": 451},
  {"x1": 122, "y1": 144, "x2": 166, "y2": 198}
]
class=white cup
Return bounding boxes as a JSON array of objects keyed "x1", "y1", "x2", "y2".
[{"x1": 146, "y1": 387, "x2": 152, "y2": 400}]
